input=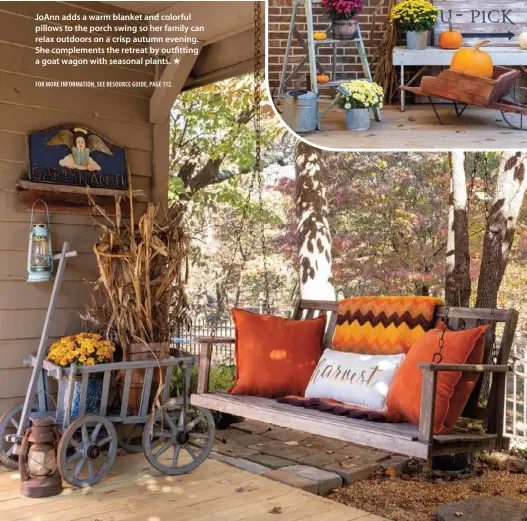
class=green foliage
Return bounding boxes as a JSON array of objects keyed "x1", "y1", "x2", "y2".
[{"x1": 170, "y1": 363, "x2": 236, "y2": 396}]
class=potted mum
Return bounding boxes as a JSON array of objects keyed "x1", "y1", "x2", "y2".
[
  {"x1": 390, "y1": 0, "x2": 439, "y2": 50},
  {"x1": 321, "y1": 0, "x2": 363, "y2": 40},
  {"x1": 338, "y1": 80, "x2": 384, "y2": 130},
  {"x1": 47, "y1": 333, "x2": 115, "y2": 418}
]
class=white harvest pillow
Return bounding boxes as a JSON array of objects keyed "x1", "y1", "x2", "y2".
[{"x1": 304, "y1": 349, "x2": 405, "y2": 412}]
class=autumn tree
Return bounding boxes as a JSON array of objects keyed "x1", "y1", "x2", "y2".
[
  {"x1": 445, "y1": 151, "x2": 471, "y2": 306},
  {"x1": 295, "y1": 141, "x2": 335, "y2": 300},
  {"x1": 476, "y1": 152, "x2": 527, "y2": 308}
]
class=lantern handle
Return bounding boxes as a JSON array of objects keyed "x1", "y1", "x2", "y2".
[{"x1": 29, "y1": 199, "x2": 51, "y2": 231}]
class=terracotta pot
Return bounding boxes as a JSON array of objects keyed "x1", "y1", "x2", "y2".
[{"x1": 117, "y1": 342, "x2": 169, "y2": 416}]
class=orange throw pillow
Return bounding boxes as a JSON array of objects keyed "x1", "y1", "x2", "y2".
[
  {"x1": 386, "y1": 325, "x2": 488, "y2": 434},
  {"x1": 229, "y1": 309, "x2": 326, "y2": 398}
]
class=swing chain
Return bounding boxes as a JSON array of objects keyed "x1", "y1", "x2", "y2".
[
  {"x1": 483, "y1": 153, "x2": 490, "y2": 221},
  {"x1": 254, "y1": 0, "x2": 271, "y2": 314},
  {"x1": 466, "y1": 152, "x2": 478, "y2": 214},
  {"x1": 481, "y1": 154, "x2": 499, "y2": 363},
  {"x1": 434, "y1": 304, "x2": 450, "y2": 364}
]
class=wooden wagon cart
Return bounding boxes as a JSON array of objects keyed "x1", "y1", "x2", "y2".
[
  {"x1": 191, "y1": 300, "x2": 518, "y2": 465},
  {"x1": 0, "y1": 243, "x2": 215, "y2": 487},
  {"x1": 400, "y1": 66, "x2": 527, "y2": 130}
]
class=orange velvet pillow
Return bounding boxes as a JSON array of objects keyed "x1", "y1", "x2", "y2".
[
  {"x1": 386, "y1": 325, "x2": 488, "y2": 434},
  {"x1": 229, "y1": 309, "x2": 326, "y2": 398}
]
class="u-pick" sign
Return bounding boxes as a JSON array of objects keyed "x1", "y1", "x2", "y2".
[{"x1": 434, "y1": 1, "x2": 527, "y2": 46}]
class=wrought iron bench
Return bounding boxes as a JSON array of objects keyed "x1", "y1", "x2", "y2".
[{"x1": 191, "y1": 300, "x2": 518, "y2": 464}]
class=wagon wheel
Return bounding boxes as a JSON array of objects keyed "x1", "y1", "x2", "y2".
[
  {"x1": 58, "y1": 414, "x2": 117, "y2": 487},
  {"x1": 501, "y1": 84, "x2": 527, "y2": 131},
  {"x1": 143, "y1": 401, "x2": 215, "y2": 475},
  {"x1": 0, "y1": 402, "x2": 38, "y2": 469}
]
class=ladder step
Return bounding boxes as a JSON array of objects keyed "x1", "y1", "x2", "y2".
[
  {"x1": 317, "y1": 79, "x2": 356, "y2": 88},
  {"x1": 314, "y1": 38, "x2": 359, "y2": 45}
]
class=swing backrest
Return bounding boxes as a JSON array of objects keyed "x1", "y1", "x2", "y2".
[
  {"x1": 292, "y1": 299, "x2": 339, "y2": 351},
  {"x1": 433, "y1": 305, "x2": 519, "y2": 423}
]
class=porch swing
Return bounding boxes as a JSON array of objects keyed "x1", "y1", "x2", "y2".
[{"x1": 190, "y1": 9, "x2": 519, "y2": 464}]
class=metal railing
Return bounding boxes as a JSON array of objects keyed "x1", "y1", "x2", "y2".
[
  {"x1": 173, "y1": 319, "x2": 236, "y2": 362},
  {"x1": 506, "y1": 341, "x2": 527, "y2": 448}
]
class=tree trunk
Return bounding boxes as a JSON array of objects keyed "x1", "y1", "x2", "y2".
[
  {"x1": 295, "y1": 141, "x2": 335, "y2": 301},
  {"x1": 476, "y1": 152, "x2": 527, "y2": 308},
  {"x1": 445, "y1": 151, "x2": 471, "y2": 306}
]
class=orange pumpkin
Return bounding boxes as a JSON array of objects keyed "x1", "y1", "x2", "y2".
[
  {"x1": 438, "y1": 19, "x2": 463, "y2": 49},
  {"x1": 317, "y1": 74, "x2": 330, "y2": 83},
  {"x1": 450, "y1": 40, "x2": 494, "y2": 78},
  {"x1": 314, "y1": 32, "x2": 328, "y2": 40}
]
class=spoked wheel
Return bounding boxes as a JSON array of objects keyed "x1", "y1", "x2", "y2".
[
  {"x1": 143, "y1": 401, "x2": 215, "y2": 475},
  {"x1": 0, "y1": 402, "x2": 38, "y2": 469},
  {"x1": 57, "y1": 414, "x2": 117, "y2": 487},
  {"x1": 501, "y1": 84, "x2": 527, "y2": 130}
]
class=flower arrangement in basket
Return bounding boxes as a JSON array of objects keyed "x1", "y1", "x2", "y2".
[
  {"x1": 47, "y1": 333, "x2": 116, "y2": 418},
  {"x1": 390, "y1": 0, "x2": 439, "y2": 50},
  {"x1": 321, "y1": 0, "x2": 364, "y2": 39},
  {"x1": 337, "y1": 80, "x2": 384, "y2": 131}
]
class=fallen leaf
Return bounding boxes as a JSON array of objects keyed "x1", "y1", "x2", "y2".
[
  {"x1": 326, "y1": 450, "x2": 334, "y2": 454},
  {"x1": 269, "y1": 507, "x2": 282, "y2": 514},
  {"x1": 408, "y1": 116, "x2": 416, "y2": 122},
  {"x1": 284, "y1": 441, "x2": 298, "y2": 446},
  {"x1": 455, "y1": 513, "x2": 463, "y2": 518},
  {"x1": 235, "y1": 486, "x2": 258, "y2": 493}
]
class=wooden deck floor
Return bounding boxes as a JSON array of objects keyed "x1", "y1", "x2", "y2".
[
  {"x1": 304, "y1": 103, "x2": 525, "y2": 150},
  {"x1": 0, "y1": 453, "x2": 386, "y2": 521}
]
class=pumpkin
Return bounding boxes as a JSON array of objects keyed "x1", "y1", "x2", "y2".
[
  {"x1": 438, "y1": 19, "x2": 463, "y2": 49},
  {"x1": 317, "y1": 74, "x2": 330, "y2": 83},
  {"x1": 314, "y1": 32, "x2": 328, "y2": 40},
  {"x1": 450, "y1": 40, "x2": 494, "y2": 79}
]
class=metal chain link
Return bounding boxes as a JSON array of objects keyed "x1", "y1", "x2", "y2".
[
  {"x1": 434, "y1": 304, "x2": 450, "y2": 364},
  {"x1": 482, "y1": 153, "x2": 490, "y2": 221},
  {"x1": 254, "y1": 0, "x2": 271, "y2": 315},
  {"x1": 481, "y1": 153, "x2": 498, "y2": 363}
]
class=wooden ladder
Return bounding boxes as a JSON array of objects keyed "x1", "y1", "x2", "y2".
[{"x1": 276, "y1": 0, "x2": 381, "y2": 126}]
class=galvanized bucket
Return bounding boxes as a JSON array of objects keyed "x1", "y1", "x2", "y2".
[
  {"x1": 406, "y1": 31, "x2": 428, "y2": 50},
  {"x1": 345, "y1": 108, "x2": 371, "y2": 131},
  {"x1": 282, "y1": 89, "x2": 319, "y2": 133}
]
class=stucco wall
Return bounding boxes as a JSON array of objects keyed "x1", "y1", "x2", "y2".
[{"x1": 0, "y1": 1, "x2": 157, "y2": 414}]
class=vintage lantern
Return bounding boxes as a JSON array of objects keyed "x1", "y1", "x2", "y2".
[
  {"x1": 27, "y1": 200, "x2": 53, "y2": 282},
  {"x1": 19, "y1": 416, "x2": 62, "y2": 498}
]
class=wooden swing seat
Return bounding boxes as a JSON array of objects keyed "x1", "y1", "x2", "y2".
[{"x1": 191, "y1": 300, "x2": 518, "y2": 463}]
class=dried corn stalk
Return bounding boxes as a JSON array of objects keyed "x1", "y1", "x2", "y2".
[
  {"x1": 84, "y1": 195, "x2": 190, "y2": 360},
  {"x1": 370, "y1": 0, "x2": 399, "y2": 104}
]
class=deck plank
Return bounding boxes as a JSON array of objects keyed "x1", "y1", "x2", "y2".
[
  {"x1": 306, "y1": 104, "x2": 525, "y2": 150},
  {"x1": 0, "y1": 453, "x2": 386, "y2": 521}
]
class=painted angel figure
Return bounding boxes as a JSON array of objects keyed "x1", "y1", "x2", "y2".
[{"x1": 46, "y1": 127, "x2": 113, "y2": 171}]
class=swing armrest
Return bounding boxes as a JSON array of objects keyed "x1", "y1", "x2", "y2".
[
  {"x1": 417, "y1": 363, "x2": 511, "y2": 449},
  {"x1": 196, "y1": 337, "x2": 235, "y2": 344},
  {"x1": 196, "y1": 337, "x2": 236, "y2": 394},
  {"x1": 418, "y1": 363, "x2": 511, "y2": 373}
]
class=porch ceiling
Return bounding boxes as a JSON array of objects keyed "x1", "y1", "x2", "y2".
[
  {"x1": 103, "y1": 1, "x2": 263, "y2": 122},
  {"x1": 103, "y1": 1, "x2": 261, "y2": 84}
]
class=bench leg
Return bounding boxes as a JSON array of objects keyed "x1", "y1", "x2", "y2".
[{"x1": 400, "y1": 65, "x2": 405, "y2": 112}]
